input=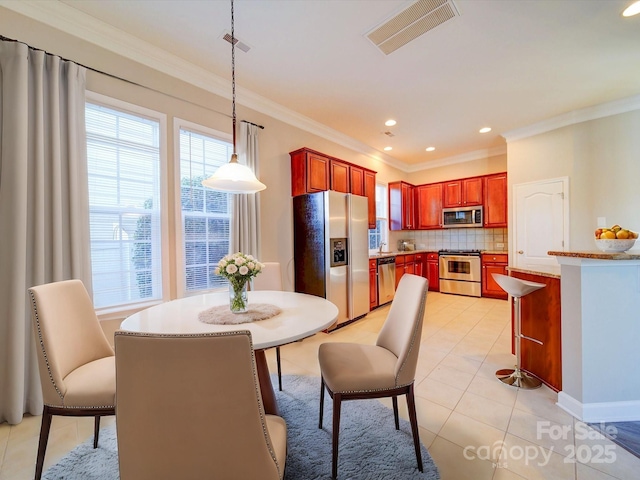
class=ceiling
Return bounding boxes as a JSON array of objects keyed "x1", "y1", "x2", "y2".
[{"x1": 47, "y1": 0, "x2": 640, "y2": 169}]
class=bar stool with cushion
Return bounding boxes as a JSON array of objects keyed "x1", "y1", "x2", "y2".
[
  {"x1": 492, "y1": 273, "x2": 546, "y2": 389},
  {"x1": 115, "y1": 330, "x2": 287, "y2": 480},
  {"x1": 318, "y1": 273, "x2": 428, "y2": 479},
  {"x1": 28, "y1": 279, "x2": 116, "y2": 480},
  {"x1": 252, "y1": 261, "x2": 285, "y2": 390}
]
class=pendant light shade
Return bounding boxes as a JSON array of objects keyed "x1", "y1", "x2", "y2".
[
  {"x1": 201, "y1": 0, "x2": 266, "y2": 194},
  {"x1": 201, "y1": 153, "x2": 266, "y2": 193}
]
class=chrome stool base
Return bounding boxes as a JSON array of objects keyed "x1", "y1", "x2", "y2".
[{"x1": 496, "y1": 368, "x2": 542, "y2": 389}]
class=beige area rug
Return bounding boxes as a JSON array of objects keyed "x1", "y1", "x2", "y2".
[{"x1": 198, "y1": 303, "x2": 281, "y2": 325}]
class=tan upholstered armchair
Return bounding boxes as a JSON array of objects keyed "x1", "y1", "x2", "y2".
[
  {"x1": 114, "y1": 330, "x2": 287, "y2": 480},
  {"x1": 318, "y1": 273, "x2": 428, "y2": 479},
  {"x1": 28, "y1": 279, "x2": 116, "y2": 480}
]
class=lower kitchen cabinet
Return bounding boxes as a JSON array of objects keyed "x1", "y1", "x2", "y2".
[
  {"x1": 415, "y1": 253, "x2": 424, "y2": 278},
  {"x1": 510, "y1": 270, "x2": 562, "y2": 392},
  {"x1": 369, "y1": 259, "x2": 378, "y2": 310},
  {"x1": 481, "y1": 253, "x2": 508, "y2": 299},
  {"x1": 394, "y1": 254, "x2": 415, "y2": 288},
  {"x1": 426, "y1": 253, "x2": 439, "y2": 291}
]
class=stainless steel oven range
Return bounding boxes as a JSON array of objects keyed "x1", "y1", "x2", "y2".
[{"x1": 438, "y1": 250, "x2": 482, "y2": 297}]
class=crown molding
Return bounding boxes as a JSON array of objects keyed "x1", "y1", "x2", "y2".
[
  {"x1": 503, "y1": 94, "x2": 640, "y2": 143},
  {"x1": 404, "y1": 144, "x2": 507, "y2": 173}
]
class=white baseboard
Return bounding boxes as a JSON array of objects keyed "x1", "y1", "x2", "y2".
[{"x1": 557, "y1": 392, "x2": 640, "y2": 422}]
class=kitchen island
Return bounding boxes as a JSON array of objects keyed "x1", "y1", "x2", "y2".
[
  {"x1": 549, "y1": 250, "x2": 640, "y2": 422},
  {"x1": 507, "y1": 268, "x2": 562, "y2": 391}
]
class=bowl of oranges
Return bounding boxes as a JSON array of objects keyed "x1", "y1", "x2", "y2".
[{"x1": 594, "y1": 225, "x2": 638, "y2": 252}]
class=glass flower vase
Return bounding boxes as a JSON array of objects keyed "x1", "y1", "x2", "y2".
[{"x1": 229, "y1": 280, "x2": 249, "y2": 313}]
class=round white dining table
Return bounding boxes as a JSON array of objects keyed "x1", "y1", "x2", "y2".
[{"x1": 120, "y1": 290, "x2": 339, "y2": 414}]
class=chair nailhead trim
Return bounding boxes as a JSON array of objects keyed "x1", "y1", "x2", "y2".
[{"x1": 29, "y1": 290, "x2": 66, "y2": 403}]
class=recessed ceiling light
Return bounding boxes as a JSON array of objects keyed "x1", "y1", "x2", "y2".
[
  {"x1": 425, "y1": 147, "x2": 435, "y2": 152},
  {"x1": 385, "y1": 119, "x2": 397, "y2": 127},
  {"x1": 384, "y1": 146, "x2": 393, "y2": 151},
  {"x1": 479, "y1": 127, "x2": 492, "y2": 133},
  {"x1": 623, "y1": 1, "x2": 640, "y2": 16}
]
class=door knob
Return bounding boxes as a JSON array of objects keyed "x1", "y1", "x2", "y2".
[{"x1": 518, "y1": 250, "x2": 524, "y2": 254}]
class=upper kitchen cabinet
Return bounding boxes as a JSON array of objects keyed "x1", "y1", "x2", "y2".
[
  {"x1": 290, "y1": 147, "x2": 377, "y2": 229},
  {"x1": 363, "y1": 170, "x2": 376, "y2": 229},
  {"x1": 350, "y1": 165, "x2": 365, "y2": 196},
  {"x1": 415, "y1": 182, "x2": 443, "y2": 229},
  {"x1": 290, "y1": 148, "x2": 330, "y2": 196},
  {"x1": 389, "y1": 181, "x2": 415, "y2": 231},
  {"x1": 484, "y1": 172, "x2": 508, "y2": 227},
  {"x1": 330, "y1": 158, "x2": 350, "y2": 193},
  {"x1": 443, "y1": 177, "x2": 483, "y2": 208}
]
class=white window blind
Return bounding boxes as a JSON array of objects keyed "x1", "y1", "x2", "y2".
[
  {"x1": 179, "y1": 129, "x2": 232, "y2": 292},
  {"x1": 86, "y1": 103, "x2": 163, "y2": 308},
  {"x1": 369, "y1": 183, "x2": 389, "y2": 251}
]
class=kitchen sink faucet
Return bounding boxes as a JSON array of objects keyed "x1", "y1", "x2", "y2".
[{"x1": 378, "y1": 242, "x2": 386, "y2": 253}]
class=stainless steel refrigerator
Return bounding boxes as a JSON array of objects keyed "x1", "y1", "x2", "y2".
[{"x1": 293, "y1": 190, "x2": 369, "y2": 329}]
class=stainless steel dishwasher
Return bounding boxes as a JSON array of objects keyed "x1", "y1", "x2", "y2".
[{"x1": 377, "y1": 256, "x2": 396, "y2": 305}]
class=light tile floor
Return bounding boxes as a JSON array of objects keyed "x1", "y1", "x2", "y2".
[{"x1": 1, "y1": 292, "x2": 639, "y2": 479}]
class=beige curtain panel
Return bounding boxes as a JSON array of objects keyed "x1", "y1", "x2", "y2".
[
  {"x1": 230, "y1": 121, "x2": 262, "y2": 258},
  {"x1": 0, "y1": 40, "x2": 90, "y2": 424}
]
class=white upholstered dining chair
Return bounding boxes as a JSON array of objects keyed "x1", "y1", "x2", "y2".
[
  {"x1": 252, "y1": 261, "x2": 285, "y2": 390},
  {"x1": 318, "y1": 273, "x2": 428, "y2": 479},
  {"x1": 28, "y1": 279, "x2": 116, "y2": 480},
  {"x1": 114, "y1": 330, "x2": 287, "y2": 480}
]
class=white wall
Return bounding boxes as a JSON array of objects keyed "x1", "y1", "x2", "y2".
[{"x1": 507, "y1": 108, "x2": 640, "y2": 253}]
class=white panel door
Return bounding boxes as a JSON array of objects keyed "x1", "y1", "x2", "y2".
[{"x1": 513, "y1": 178, "x2": 568, "y2": 272}]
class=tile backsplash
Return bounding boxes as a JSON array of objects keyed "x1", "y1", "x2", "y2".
[{"x1": 389, "y1": 228, "x2": 508, "y2": 252}]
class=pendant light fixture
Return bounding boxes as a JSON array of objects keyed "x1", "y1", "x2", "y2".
[{"x1": 201, "y1": 0, "x2": 266, "y2": 194}]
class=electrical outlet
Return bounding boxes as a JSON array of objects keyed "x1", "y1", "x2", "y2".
[{"x1": 496, "y1": 243, "x2": 505, "y2": 248}]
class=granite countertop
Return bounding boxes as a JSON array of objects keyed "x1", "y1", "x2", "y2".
[
  {"x1": 369, "y1": 249, "x2": 508, "y2": 259},
  {"x1": 548, "y1": 250, "x2": 640, "y2": 260},
  {"x1": 507, "y1": 267, "x2": 561, "y2": 279}
]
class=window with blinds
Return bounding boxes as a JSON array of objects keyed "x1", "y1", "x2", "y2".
[
  {"x1": 179, "y1": 128, "x2": 232, "y2": 292},
  {"x1": 369, "y1": 183, "x2": 389, "y2": 251},
  {"x1": 86, "y1": 102, "x2": 163, "y2": 309}
]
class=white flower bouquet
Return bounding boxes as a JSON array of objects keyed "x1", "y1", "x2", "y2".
[{"x1": 215, "y1": 252, "x2": 264, "y2": 312}]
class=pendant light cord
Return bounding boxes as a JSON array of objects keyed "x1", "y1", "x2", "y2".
[{"x1": 231, "y1": 0, "x2": 237, "y2": 155}]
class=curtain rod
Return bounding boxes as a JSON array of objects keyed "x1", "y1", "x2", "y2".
[
  {"x1": 0, "y1": 35, "x2": 265, "y2": 130},
  {"x1": 241, "y1": 120, "x2": 264, "y2": 129}
]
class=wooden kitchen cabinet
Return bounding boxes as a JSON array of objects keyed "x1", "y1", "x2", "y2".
[
  {"x1": 369, "y1": 259, "x2": 378, "y2": 310},
  {"x1": 510, "y1": 270, "x2": 562, "y2": 392},
  {"x1": 290, "y1": 148, "x2": 330, "y2": 196},
  {"x1": 481, "y1": 253, "x2": 508, "y2": 299},
  {"x1": 291, "y1": 147, "x2": 377, "y2": 228},
  {"x1": 364, "y1": 170, "x2": 376, "y2": 229},
  {"x1": 415, "y1": 182, "x2": 443, "y2": 229},
  {"x1": 330, "y1": 158, "x2": 350, "y2": 193},
  {"x1": 484, "y1": 172, "x2": 507, "y2": 227},
  {"x1": 414, "y1": 253, "x2": 424, "y2": 278},
  {"x1": 443, "y1": 177, "x2": 483, "y2": 208},
  {"x1": 395, "y1": 254, "x2": 415, "y2": 288},
  {"x1": 395, "y1": 255, "x2": 405, "y2": 287},
  {"x1": 389, "y1": 181, "x2": 415, "y2": 230},
  {"x1": 426, "y1": 253, "x2": 439, "y2": 291},
  {"x1": 350, "y1": 165, "x2": 364, "y2": 196}
]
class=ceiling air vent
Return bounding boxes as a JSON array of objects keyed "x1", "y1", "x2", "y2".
[
  {"x1": 222, "y1": 31, "x2": 251, "y2": 53},
  {"x1": 365, "y1": 0, "x2": 460, "y2": 55}
]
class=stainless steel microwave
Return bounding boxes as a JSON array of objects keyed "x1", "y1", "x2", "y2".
[{"x1": 442, "y1": 206, "x2": 483, "y2": 228}]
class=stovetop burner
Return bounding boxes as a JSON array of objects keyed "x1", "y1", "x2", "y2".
[{"x1": 438, "y1": 249, "x2": 482, "y2": 255}]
